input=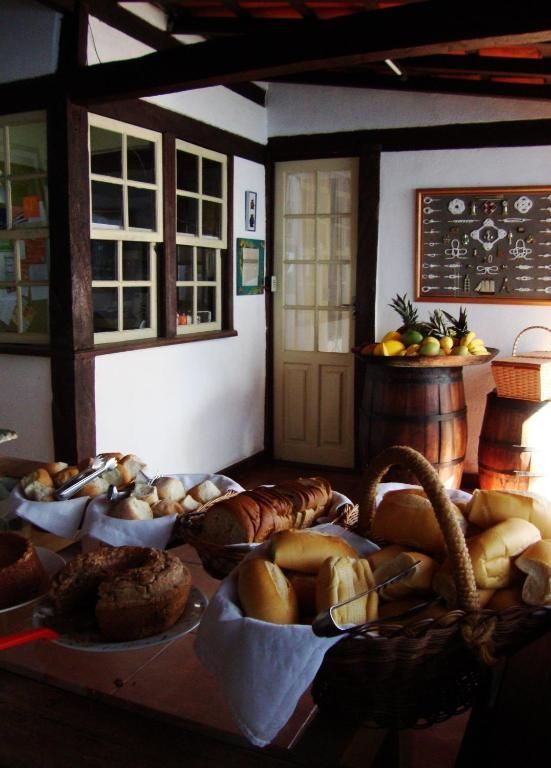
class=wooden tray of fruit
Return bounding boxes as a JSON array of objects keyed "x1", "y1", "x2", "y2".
[{"x1": 354, "y1": 295, "x2": 498, "y2": 367}]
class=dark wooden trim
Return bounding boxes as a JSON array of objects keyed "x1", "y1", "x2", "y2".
[
  {"x1": 226, "y1": 82, "x2": 266, "y2": 107},
  {"x1": 161, "y1": 133, "x2": 177, "y2": 338},
  {"x1": 56, "y1": 0, "x2": 88, "y2": 73},
  {"x1": 264, "y1": 159, "x2": 275, "y2": 455},
  {"x1": 224, "y1": 156, "x2": 235, "y2": 332},
  {"x1": 0, "y1": 76, "x2": 57, "y2": 114},
  {"x1": 78, "y1": 330, "x2": 239, "y2": 359}
]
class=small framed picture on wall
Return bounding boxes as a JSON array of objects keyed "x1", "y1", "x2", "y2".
[{"x1": 245, "y1": 190, "x2": 257, "y2": 232}]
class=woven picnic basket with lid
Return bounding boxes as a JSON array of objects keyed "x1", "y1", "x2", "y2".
[
  {"x1": 312, "y1": 445, "x2": 551, "y2": 729},
  {"x1": 492, "y1": 325, "x2": 551, "y2": 401}
]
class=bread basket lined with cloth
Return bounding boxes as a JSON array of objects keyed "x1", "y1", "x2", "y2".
[{"x1": 312, "y1": 446, "x2": 551, "y2": 730}]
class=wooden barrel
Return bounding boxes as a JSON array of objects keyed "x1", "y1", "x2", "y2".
[
  {"x1": 478, "y1": 390, "x2": 551, "y2": 495},
  {"x1": 360, "y1": 365, "x2": 467, "y2": 488}
]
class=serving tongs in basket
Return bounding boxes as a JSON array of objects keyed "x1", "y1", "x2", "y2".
[
  {"x1": 311, "y1": 560, "x2": 421, "y2": 638},
  {"x1": 55, "y1": 456, "x2": 118, "y2": 501}
]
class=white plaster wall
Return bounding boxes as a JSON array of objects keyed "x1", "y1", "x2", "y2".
[
  {"x1": 378, "y1": 146, "x2": 551, "y2": 473},
  {"x1": 0, "y1": 0, "x2": 61, "y2": 83},
  {"x1": 94, "y1": 157, "x2": 267, "y2": 475},
  {"x1": 0, "y1": 355, "x2": 53, "y2": 460}
]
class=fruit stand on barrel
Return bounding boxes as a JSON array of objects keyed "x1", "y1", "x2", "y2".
[{"x1": 355, "y1": 295, "x2": 497, "y2": 489}]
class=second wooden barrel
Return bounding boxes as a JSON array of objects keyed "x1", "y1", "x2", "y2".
[
  {"x1": 360, "y1": 364, "x2": 467, "y2": 488},
  {"x1": 478, "y1": 390, "x2": 551, "y2": 495}
]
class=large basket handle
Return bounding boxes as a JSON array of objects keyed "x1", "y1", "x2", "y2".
[
  {"x1": 512, "y1": 325, "x2": 551, "y2": 356},
  {"x1": 357, "y1": 445, "x2": 479, "y2": 614}
]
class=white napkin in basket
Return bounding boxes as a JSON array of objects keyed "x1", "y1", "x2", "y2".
[{"x1": 7, "y1": 485, "x2": 88, "y2": 538}]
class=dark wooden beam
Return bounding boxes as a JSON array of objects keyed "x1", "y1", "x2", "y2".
[
  {"x1": 67, "y1": 0, "x2": 551, "y2": 103},
  {"x1": 403, "y1": 54, "x2": 551, "y2": 79}
]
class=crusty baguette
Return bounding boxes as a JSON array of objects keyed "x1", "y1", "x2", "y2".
[
  {"x1": 270, "y1": 529, "x2": 357, "y2": 574},
  {"x1": 237, "y1": 557, "x2": 299, "y2": 624},
  {"x1": 316, "y1": 556, "x2": 378, "y2": 626},
  {"x1": 373, "y1": 551, "x2": 438, "y2": 600},
  {"x1": 516, "y1": 539, "x2": 551, "y2": 606},
  {"x1": 467, "y1": 489, "x2": 551, "y2": 538},
  {"x1": 367, "y1": 544, "x2": 409, "y2": 571}
]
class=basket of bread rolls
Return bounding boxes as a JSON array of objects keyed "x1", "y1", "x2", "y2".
[
  {"x1": 179, "y1": 477, "x2": 357, "y2": 579},
  {"x1": 310, "y1": 445, "x2": 551, "y2": 729}
]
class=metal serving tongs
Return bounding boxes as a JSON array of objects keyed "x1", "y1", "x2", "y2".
[
  {"x1": 55, "y1": 456, "x2": 118, "y2": 501},
  {"x1": 311, "y1": 560, "x2": 421, "y2": 638}
]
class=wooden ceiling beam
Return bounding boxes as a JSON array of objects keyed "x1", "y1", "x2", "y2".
[{"x1": 402, "y1": 54, "x2": 551, "y2": 80}]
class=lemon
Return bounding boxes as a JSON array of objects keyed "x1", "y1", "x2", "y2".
[
  {"x1": 422, "y1": 336, "x2": 440, "y2": 346},
  {"x1": 382, "y1": 340, "x2": 406, "y2": 356},
  {"x1": 440, "y1": 336, "x2": 454, "y2": 352},
  {"x1": 419, "y1": 339, "x2": 440, "y2": 356}
]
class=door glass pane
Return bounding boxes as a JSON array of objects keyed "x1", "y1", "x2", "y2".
[
  {"x1": 317, "y1": 170, "x2": 351, "y2": 214},
  {"x1": 0, "y1": 183, "x2": 5, "y2": 228},
  {"x1": 127, "y1": 136, "x2": 155, "y2": 184},
  {"x1": 0, "y1": 129, "x2": 4, "y2": 177},
  {"x1": 202, "y1": 200, "x2": 222, "y2": 239},
  {"x1": 90, "y1": 127, "x2": 122, "y2": 178},
  {"x1": 317, "y1": 263, "x2": 351, "y2": 306},
  {"x1": 10, "y1": 123, "x2": 47, "y2": 174},
  {"x1": 91, "y1": 181, "x2": 123, "y2": 227},
  {"x1": 197, "y1": 247, "x2": 216, "y2": 281},
  {"x1": 202, "y1": 158, "x2": 222, "y2": 198},
  {"x1": 285, "y1": 263, "x2": 315, "y2": 306},
  {"x1": 285, "y1": 218, "x2": 315, "y2": 260},
  {"x1": 123, "y1": 241, "x2": 149, "y2": 281},
  {"x1": 20, "y1": 238, "x2": 49, "y2": 281},
  {"x1": 318, "y1": 309, "x2": 349, "y2": 353},
  {"x1": 197, "y1": 286, "x2": 215, "y2": 323},
  {"x1": 11, "y1": 178, "x2": 47, "y2": 227},
  {"x1": 0, "y1": 241, "x2": 15, "y2": 282},
  {"x1": 317, "y1": 216, "x2": 351, "y2": 261},
  {"x1": 123, "y1": 286, "x2": 150, "y2": 329},
  {"x1": 177, "y1": 196, "x2": 198, "y2": 235},
  {"x1": 128, "y1": 187, "x2": 155, "y2": 229},
  {"x1": 284, "y1": 309, "x2": 315, "y2": 351},
  {"x1": 285, "y1": 172, "x2": 315, "y2": 214},
  {"x1": 91, "y1": 240, "x2": 117, "y2": 281},
  {"x1": 176, "y1": 245, "x2": 193, "y2": 281},
  {"x1": 176, "y1": 151, "x2": 198, "y2": 193},
  {"x1": 93, "y1": 287, "x2": 118, "y2": 332},
  {"x1": 176, "y1": 285, "x2": 194, "y2": 319},
  {"x1": 0, "y1": 287, "x2": 17, "y2": 332},
  {"x1": 22, "y1": 284, "x2": 48, "y2": 333}
]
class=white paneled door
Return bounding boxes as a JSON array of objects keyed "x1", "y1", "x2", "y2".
[{"x1": 274, "y1": 158, "x2": 358, "y2": 467}]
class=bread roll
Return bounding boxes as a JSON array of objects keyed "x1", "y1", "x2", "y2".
[
  {"x1": 21, "y1": 468, "x2": 55, "y2": 501},
  {"x1": 373, "y1": 551, "x2": 438, "y2": 600},
  {"x1": 75, "y1": 476, "x2": 109, "y2": 499},
  {"x1": 432, "y1": 564, "x2": 496, "y2": 609},
  {"x1": 270, "y1": 529, "x2": 357, "y2": 574},
  {"x1": 53, "y1": 466, "x2": 80, "y2": 488},
  {"x1": 516, "y1": 539, "x2": 551, "y2": 606},
  {"x1": 237, "y1": 557, "x2": 299, "y2": 624},
  {"x1": 468, "y1": 518, "x2": 541, "y2": 589},
  {"x1": 372, "y1": 489, "x2": 467, "y2": 556},
  {"x1": 316, "y1": 556, "x2": 378, "y2": 626},
  {"x1": 151, "y1": 499, "x2": 184, "y2": 518},
  {"x1": 287, "y1": 572, "x2": 317, "y2": 618},
  {"x1": 188, "y1": 479, "x2": 221, "y2": 504},
  {"x1": 43, "y1": 461, "x2": 68, "y2": 476},
  {"x1": 467, "y1": 489, "x2": 551, "y2": 538},
  {"x1": 132, "y1": 483, "x2": 159, "y2": 506},
  {"x1": 367, "y1": 544, "x2": 409, "y2": 571},
  {"x1": 119, "y1": 454, "x2": 147, "y2": 481},
  {"x1": 154, "y1": 476, "x2": 186, "y2": 502},
  {"x1": 101, "y1": 464, "x2": 133, "y2": 489},
  {"x1": 108, "y1": 497, "x2": 153, "y2": 521}
]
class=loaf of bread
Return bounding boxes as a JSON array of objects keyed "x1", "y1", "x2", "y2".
[
  {"x1": 316, "y1": 556, "x2": 378, "y2": 627},
  {"x1": 367, "y1": 544, "x2": 409, "y2": 571},
  {"x1": 287, "y1": 572, "x2": 317, "y2": 618},
  {"x1": 372, "y1": 551, "x2": 438, "y2": 600},
  {"x1": 467, "y1": 489, "x2": 551, "y2": 538},
  {"x1": 468, "y1": 518, "x2": 541, "y2": 589},
  {"x1": 432, "y1": 562, "x2": 496, "y2": 609},
  {"x1": 516, "y1": 539, "x2": 551, "y2": 606},
  {"x1": 270, "y1": 529, "x2": 357, "y2": 574},
  {"x1": 237, "y1": 557, "x2": 299, "y2": 624},
  {"x1": 372, "y1": 489, "x2": 467, "y2": 556}
]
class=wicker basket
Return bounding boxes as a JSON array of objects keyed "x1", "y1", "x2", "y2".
[
  {"x1": 176, "y1": 491, "x2": 359, "y2": 580},
  {"x1": 312, "y1": 446, "x2": 551, "y2": 729},
  {"x1": 492, "y1": 326, "x2": 551, "y2": 401}
]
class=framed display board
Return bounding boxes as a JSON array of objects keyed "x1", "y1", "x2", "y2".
[
  {"x1": 416, "y1": 186, "x2": 551, "y2": 304},
  {"x1": 236, "y1": 238, "x2": 265, "y2": 295}
]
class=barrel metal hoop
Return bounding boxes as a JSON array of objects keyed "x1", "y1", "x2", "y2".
[
  {"x1": 375, "y1": 407, "x2": 467, "y2": 424},
  {"x1": 479, "y1": 437, "x2": 541, "y2": 451},
  {"x1": 478, "y1": 461, "x2": 543, "y2": 478},
  {"x1": 432, "y1": 455, "x2": 465, "y2": 468}
]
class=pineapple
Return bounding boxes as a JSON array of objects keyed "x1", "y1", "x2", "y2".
[
  {"x1": 442, "y1": 307, "x2": 469, "y2": 340},
  {"x1": 388, "y1": 293, "x2": 420, "y2": 333},
  {"x1": 427, "y1": 309, "x2": 449, "y2": 339}
]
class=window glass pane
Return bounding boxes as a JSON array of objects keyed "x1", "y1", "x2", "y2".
[
  {"x1": 284, "y1": 309, "x2": 315, "y2": 351},
  {"x1": 0, "y1": 129, "x2": 4, "y2": 177},
  {"x1": 123, "y1": 241, "x2": 149, "y2": 281},
  {"x1": 0, "y1": 287, "x2": 18, "y2": 332},
  {"x1": 317, "y1": 170, "x2": 351, "y2": 214},
  {"x1": 285, "y1": 263, "x2": 315, "y2": 306},
  {"x1": 318, "y1": 309, "x2": 349, "y2": 353},
  {"x1": 90, "y1": 127, "x2": 122, "y2": 178},
  {"x1": 317, "y1": 263, "x2": 351, "y2": 307},
  {"x1": 91, "y1": 181, "x2": 123, "y2": 227},
  {"x1": 11, "y1": 178, "x2": 47, "y2": 227},
  {"x1": 177, "y1": 196, "x2": 198, "y2": 235},
  {"x1": 128, "y1": 187, "x2": 155, "y2": 229},
  {"x1": 176, "y1": 245, "x2": 193, "y2": 281},
  {"x1": 0, "y1": 185, "x2": 7, "y2": 229},
  {"x1": 93, "y1": 287, "x2": 118, "y2": 332},
  {"x1": 0, "y1": 241, "x2": 15, "y2": 282},
  {"x1": 127, "y1": 136, "x2": 155, "y2": 184},
  {"x1": 317, "y1": 216, "x2": 351, "y2": 261},
  {"x1": 21, "y1": 238, "x2": 49, "y2": 281},
  {"x1": 285, "y1": 218, "x2": 315, "y2": 261},
  {"x1": 10, "y1": 123, "x2": 47, "y2": 175},
  {"x1": 123, "y1": 286, "x2": 150, "y2": 330},
  {"x1": 202, "y1": 158, "x2": 222, "y2": 198},
  {"x1": 176, "y1": 151, "x2": 198, "y2": 193},
  {"x1": 21, "y1": 284, "x2": 48, "y2": 334},
  {"x1": 196, "y1": 286, "x2": 215, "y2": 324},
  {"x1": 202, "y1": 200, "x2": 222, "y2": 239},
  {"x1": 176, "y1": 285, "x2": 194, "y2": 320},
  {"x1": 197, "y1": 247, "x2": 216, "y2": 281},
  {"x1": 91, "y1": 240, "x2": 117, "y2": 280},
  {"x1": 285, "y1": 172, "x2": 315, "y2": 215}
]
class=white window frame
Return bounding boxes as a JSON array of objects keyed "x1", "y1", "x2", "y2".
[
  {"x1": 175, "y1": 139, "x2": 227, "y2": 336},
  {"x1": 89, "y1": 114, "x2": 162, "y2": 344},
  {"x1": 0, "y1": 111, "x2": 49, "y2": 344}
]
